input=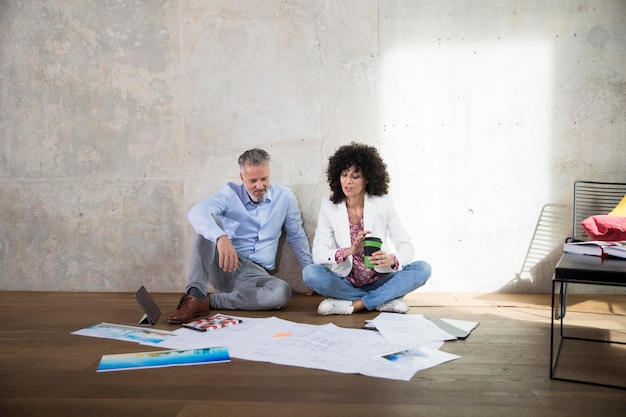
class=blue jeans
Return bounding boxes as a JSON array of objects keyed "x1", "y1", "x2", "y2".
[{"x1": 302, "y1": 261, "x2": 431, "y2": 310}]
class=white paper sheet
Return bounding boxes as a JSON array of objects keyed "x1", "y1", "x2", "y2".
[
  {"x1": 146, "y1": 315, "x2": 459, "y2": 380},
  {"x1": 436, "y1": 317, "x2": 479, "y2": 333},
  {"x1": 71, "y1": 322, "x2": 178, "y2": 344},
  {"x1": 373, "y1": 346, "x2": 460, "y2": 381},
  {"x1": 367, "y1": 313, "x2": 457, "y2": 345},
  {"x1": 74, "y1": 314, "x2": 461, "y2": 381}
]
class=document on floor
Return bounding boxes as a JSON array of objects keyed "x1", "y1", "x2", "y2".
[
  {"x1": 72, "y1": 322, "x2": 178, "y2": 345},
  {"x1": 97, "y1": 346, "x2": 230, "y2": 372},
  {"x1": 147, "y1": 315, "x2": 460, "y2": 381},
  {"x1": 374, "y1": 346, "x2": 460, "y2": 381},
  {"x1": 426, "y1": 317, "x2": 479, "y2": 339},
  {"x1": 364, "y1": 313, "x2": 458, "y2": 345}
]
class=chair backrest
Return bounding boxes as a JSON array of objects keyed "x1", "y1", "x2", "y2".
[{"x1": 572, "y1": 180, "x2": 626, "y2": 240}]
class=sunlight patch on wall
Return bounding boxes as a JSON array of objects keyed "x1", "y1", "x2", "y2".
[{"x1": 380, "y1": 41, "x2": 554, "y2": 292}]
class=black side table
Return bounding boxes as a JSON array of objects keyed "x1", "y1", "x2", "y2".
[{"x1": 550, "y1": 253, "x2": 626, "y2": 389}]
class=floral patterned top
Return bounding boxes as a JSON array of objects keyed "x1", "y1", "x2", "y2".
[{"x1": 335, "y1": 215, "x2": 381, "y2": 287}]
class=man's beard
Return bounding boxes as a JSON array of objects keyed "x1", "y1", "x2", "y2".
[{"x1": 249, "y1": 190, "x2": 267, "y2": 203}]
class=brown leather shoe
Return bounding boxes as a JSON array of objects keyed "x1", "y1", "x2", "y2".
[{"x1": 167, "y1": 294, "x2": 210, "y2": 324}]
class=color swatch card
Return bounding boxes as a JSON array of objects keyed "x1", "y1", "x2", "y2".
[{"x1": 182, "y1": 313, "x2": 243, "y2": 332}]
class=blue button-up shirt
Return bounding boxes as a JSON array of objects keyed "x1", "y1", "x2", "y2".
[{"x1": 187, "y1": 182, "x2": 312, "y2": 270}]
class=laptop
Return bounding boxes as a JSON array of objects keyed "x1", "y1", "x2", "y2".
[{"x1": 133, "y1": 285, "x2": 161, "y2": 326}]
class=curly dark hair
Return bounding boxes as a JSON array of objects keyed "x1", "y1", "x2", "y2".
[{"x1": 326, "y1": 142, "x2": 390, "y2": 204}]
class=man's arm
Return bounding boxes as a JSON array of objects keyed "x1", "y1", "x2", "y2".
[
  {"x1": 188, "y1": 187, "x2": 241, "y2": 272},
  {"x1": 187, "y1": 188, "x2": 231, "y2": 242},
  {"x1": 283, "y1": 192, "x2": 312, "y2": 268}
]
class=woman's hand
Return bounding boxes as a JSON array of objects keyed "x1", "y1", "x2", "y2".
[
  {"x1": 369, "y1": 250, "x2": 396, "y2": 268},
  {"x1": 348, "y1": 230, "x2": 371, "y2": 256}
]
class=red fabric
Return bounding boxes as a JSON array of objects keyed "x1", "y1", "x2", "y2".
[{"x1": 581, "y1": 215, "x2": 626, "y2": 241}]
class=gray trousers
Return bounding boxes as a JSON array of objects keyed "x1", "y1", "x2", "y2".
[{"x1": 186, "y1": 234, "x2": 292, "y2": 310}]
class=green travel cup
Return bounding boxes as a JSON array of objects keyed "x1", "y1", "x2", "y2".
[{"x1": 363, "y1": 237, "x2": 382, "y2": 268}]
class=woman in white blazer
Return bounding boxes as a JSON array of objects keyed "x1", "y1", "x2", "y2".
[{"x1": 303, "y1": 143, "x2": 431, "y2": 315}]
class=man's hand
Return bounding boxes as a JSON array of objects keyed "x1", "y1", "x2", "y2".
[{"x1": 216, "y1": 235, "x2": 238, "y2": 272}]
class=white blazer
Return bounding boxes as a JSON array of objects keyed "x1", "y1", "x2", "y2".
[{"x1": 311, "y1": 194, "x2": 415, "y2": 277}]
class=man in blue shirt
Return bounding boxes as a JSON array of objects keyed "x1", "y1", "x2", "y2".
[{"x1": 168, "y1": 148, "x2": 312, "y2": 323}]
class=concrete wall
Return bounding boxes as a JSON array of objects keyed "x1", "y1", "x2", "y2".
[{"x1": 1, "y1": 0, "x2": 625, "y2": 294}]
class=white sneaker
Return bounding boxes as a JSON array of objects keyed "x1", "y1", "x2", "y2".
[
  {"x1": 317, "y1": 298, "x2": 355, "y2": 316},
  {"x1": 376, "y1": 298, "x2": 409, "y2": 314}
]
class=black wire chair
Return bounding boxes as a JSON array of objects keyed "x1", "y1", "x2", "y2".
[{"x1": 557, "y1": 180, "x2": 626, "y2": 319}]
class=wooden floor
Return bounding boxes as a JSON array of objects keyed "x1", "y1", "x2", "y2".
[{"x1": 1, "y1": 291, "x2": 626, "y2": 417}]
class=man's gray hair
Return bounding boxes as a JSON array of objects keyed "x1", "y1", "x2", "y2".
[{"x1": 238, "y1": 148, "x2": 270, "y2": 170}]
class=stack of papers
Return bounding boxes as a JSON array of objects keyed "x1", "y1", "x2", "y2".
[
  {"x1": 563, "y1": 240, "x2": 626, "y2": 258},
  {"x1": 73, "y1": 313, "x2": 478, "y2": 381}
]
